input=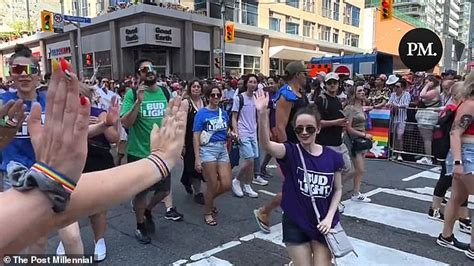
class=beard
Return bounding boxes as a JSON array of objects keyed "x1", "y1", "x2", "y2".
[{"x1": 143, "y1": 73, "x2": 157, "y2": 87}]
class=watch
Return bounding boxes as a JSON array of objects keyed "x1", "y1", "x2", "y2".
[{"x1": 454, "y1": 160, "x2": 463, "y2": 165}]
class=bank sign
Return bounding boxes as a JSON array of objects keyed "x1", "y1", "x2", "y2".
[{"x1": 120, "y1": 23, "x2": 181, "y2": 48}]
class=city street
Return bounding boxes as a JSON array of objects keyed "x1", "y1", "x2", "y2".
[{"x1": 43, "y1": 159, "x2": 473, "y2": 265}]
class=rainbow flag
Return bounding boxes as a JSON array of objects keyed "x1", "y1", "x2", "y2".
[{"x1": 365, "y1": 109, "x2": 390, "y2": 159}]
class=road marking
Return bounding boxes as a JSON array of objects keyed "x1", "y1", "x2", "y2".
[
  {"x1": 189, "y1": 241, "x2": 241, "y2": 261},
  {"x1": 258, "y1": 189, "x2": 277, "y2": 197},
  {"x1": 172, "y1": 259, "x2": 188, "y2": 265},
  {"x1": 402, "y1": 167, "x2": 440, "y2": 181},
  {"x1": 187, "y1": 256, "x2": 232, "y2": 265},
  {"x1": 407, "y1": 187, "x2": 474, "y2": 205},
  {"x1": 342, "y1": 200, "x2": 471, "y2": 243}
]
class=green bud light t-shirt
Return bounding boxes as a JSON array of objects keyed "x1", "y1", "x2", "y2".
[{"x1": 120, "y1": 87, "x2": 168, "y2": 158}]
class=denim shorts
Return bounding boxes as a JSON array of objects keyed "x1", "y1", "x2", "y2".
[
  {"x1": 446, "y1": 143, "x2": 474, "y2": 175},
  {"x1": 239, "y1": 136, "x2": 259, "y2": 160},
  {"x1": 282, "y1": 212, "x2": 326, "y2": 245},
  {"x1": 200, "y1": 141, "x2": 230, "y2": 163}
]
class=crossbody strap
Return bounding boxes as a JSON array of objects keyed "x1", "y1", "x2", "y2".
[{"x1": 296, "y1": 144, "x2": 322, "y2": 223}]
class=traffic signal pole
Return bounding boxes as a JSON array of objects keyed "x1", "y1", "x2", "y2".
[
  {"x1": 74, "y1": 2, "x2": 83, "y2": 80},
  {"x1": 221, "y1": 0, "x2": 226, "y2": 78}
]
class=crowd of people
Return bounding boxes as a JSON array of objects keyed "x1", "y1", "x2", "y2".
[{"x1": 0, "y1": 43, "x2": 473, "y2": 264}]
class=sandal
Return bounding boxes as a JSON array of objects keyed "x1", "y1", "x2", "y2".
[
  {"x1": 253, "y1": 209, "x2": 270, "y2": 233},
  {"x1": 204, "y1": 213, "x2": 217, "y2": 226},
  {"x1": 211, "y1": 207, "x2": 218, "y2": 215}
]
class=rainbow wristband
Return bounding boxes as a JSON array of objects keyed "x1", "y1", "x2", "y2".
[{"x1": 31, "y1": 162, "x2": 76, "y2": 193}]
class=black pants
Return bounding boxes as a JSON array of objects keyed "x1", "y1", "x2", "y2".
[{"x1": 433, "y1": 160, "x2": 468, "y2": 207}]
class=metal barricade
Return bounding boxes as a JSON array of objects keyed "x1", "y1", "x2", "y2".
[{"x1": 388, "y1": 106, "x2": 442, "y2": 163}]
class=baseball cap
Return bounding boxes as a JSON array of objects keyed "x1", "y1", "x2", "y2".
[
  {"x1": 230, "y1": 79, "x2": 238, "y2": 87},
  {"x1": 386, "y1": 74, "x2": 399, "y2": 86},
  {"x1": 344, "y1": 79, "x2": 354, "y2": 86},
  {"x1": 285, "y1": 62, "x2": 308, "y2": 76},
  {"x1": 325, "y1": 72, "x2": 340, "y2": 82},
  {"x1": 442, "y1": 69, "x2": 456, "y2": 76},
  {"x1": 317, "y1": 71, "x2": 327, "y2": 78}
]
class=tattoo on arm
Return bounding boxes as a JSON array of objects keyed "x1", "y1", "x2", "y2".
[{"x1": 451, "y1": 114, "x2": 473, "y2": 132}]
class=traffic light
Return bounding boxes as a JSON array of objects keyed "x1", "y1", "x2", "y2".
[
  {"x1": 41, "y1": 10, "x2": 53, "y2": 32},
  {"x1": 86, "y1": 53, "x2": 93, "y2": 66},
  {"x1": 214, "y1": 58, "x2": 221, "y2": 69},
  {"x1": 225, "y1": 22, "x2": 235, "y2": 43},
  {"x1": 380, "y1": 0, "x2": 393, "y2": 21}
]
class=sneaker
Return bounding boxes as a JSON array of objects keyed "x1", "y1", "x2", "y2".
[
  {"x1": 397, "y1": 155, "x2": 403, "y2": 161},
  {"x1": 428, "y1": 207, "x2": 444, "y2": 222},
  {"x1": 252, "y1": 176, "x2": 269, "y2": 186},
  {"x1": 465, "y1": 247, "x2": 474, "y2": 260},
  {"x1": 243, "y1": 184, "x2": 258, "y2": 198},
  {"x1": 338, "y1": 203, "x2": 345, "y2": 213},
  {"x1": 135, "y1": 228, "x2": 151, "y2": 244},
  {"x1": 144, "y1": 212, "x2": 155, "y2": 234},
  {"x1": 459, "y1": 218, "x2": 472, "y2": 235},
  {"x1": 165, "y1": 207, "x2": 184, "y2": 221},
  {"x1": 232, "y1": 179, "x2": 244, "y2": 197},
  {"x1": 194, "y1": 193, "x2": 205, "y2": 205},
  {"x1": 56, "y1": 241, "x2": 65, "y2": 256},
  {"x1": 94, "y1": 238, "x2": 107, "y2": 262},
  {"x1": 253, "y1": 209, "x2": 270, "y2": 234},
  {"x1": 351, "y1": 193, "x2": 371, "y2": 203},
  {"x1": 416, "y1": 157, "x2": 432, "y2": 165},
  {"x1": 436, "y1": 234, "x2": 469, "y2": 252}
]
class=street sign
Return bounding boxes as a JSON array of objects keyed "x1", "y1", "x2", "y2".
[
  {"x1": 53, "y1": 13, "x2": 64, "y2": 33},
  {"x1": 213, "y1": 48, "x2": 222, "y2": 54},
  {"x1": 64, "y1": 15, "x2": 91, "y2": 23}
]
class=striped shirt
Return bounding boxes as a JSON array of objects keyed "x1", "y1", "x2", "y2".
[{"x1": 388, "y1": 91, "x2": 411, "y2": 124}]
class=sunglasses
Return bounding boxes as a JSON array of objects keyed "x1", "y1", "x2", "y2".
[
  {"x1": 139, "y1": 65, "x2": 156, "y2": 74},
  {"x1": 10, "y1": 64, "x2": 39, "y2": 75},
  {"x1": 210, "y1": 93, "x2": 222, "y2": 98},
  {"x1": 327, "y1": 80, "x2": 338, "y2": 85},
  {"x1": 294, "y1": 125, "x2": 317, "y2": 135}
]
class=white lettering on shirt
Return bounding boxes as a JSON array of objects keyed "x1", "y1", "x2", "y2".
[
  {"x1": 141, "y1": 101, "x2": 166, "y2": 118},
  {"x1": 297, "y1": 167, "x2": 333, "y2": 198}
]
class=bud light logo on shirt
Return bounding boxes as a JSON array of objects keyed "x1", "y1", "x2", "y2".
[
  {"x1": 206, "y1": 116, "x2": 226, "y2": 131},
  {"x1": 141, "y1": 101, "x2": 166, "y2": 118},
  {"x1": 16, "y1": 113, "x2": 46, "y2": 138},
  {"x1": 297, "y1": 167, "x2": 333, "y2": 198},
  {"x1": 398, "y1": 28, "x2": 442, "y2": 71}
]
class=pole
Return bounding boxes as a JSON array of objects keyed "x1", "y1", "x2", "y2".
[
  {"x1": 75, "y1": 1, "x2": 83, "y2": 80},
  {"x1": 60, "y1": 0, "x2": 64, "y2": 16},
  {"x1": 26, "y1": 0, "x2": 30, "y2": 33},
  {"x1": 221, "y1": 0, "x2": 226, "y2": 78}
]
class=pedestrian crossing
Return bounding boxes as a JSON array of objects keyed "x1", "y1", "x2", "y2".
[{"x1": 173, "y1": 166, "x2": 472, "y2": 265}]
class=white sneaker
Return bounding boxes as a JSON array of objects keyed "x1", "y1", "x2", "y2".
[
  {"x1": 416, "y1": 157, "x2": 432, "y2": 165},
  {"x1": 252, "y1": 176, "x2": 269, "y2": 186},
  {"x1": 397, "y1": 155, "x2": 403, "y2": 161},
  {"x1": 351, "y1": 193, "x2": 371, "y2": 203},
  {"x1": 56, "y1": 241, "x2": 65, "y2": 256},
  {"x1": 243, "y1": 184, "x2": 258, "y2": 198},
  {"x1": 232, "y1": 179, "x2": 244, "y2": 197},
  {"x1": 94, "y1": 238, "x2": 107, "y2": 262}
]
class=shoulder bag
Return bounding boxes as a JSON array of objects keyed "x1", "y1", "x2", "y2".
[{"x1": 296, "y1": 144, "x2": 357, "y2": 259}]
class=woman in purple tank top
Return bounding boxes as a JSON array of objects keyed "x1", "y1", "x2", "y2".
[{"x1": 255, "y1": 90, "x2": 344, "y2": 265}]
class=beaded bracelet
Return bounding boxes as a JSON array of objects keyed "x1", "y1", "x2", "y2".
[{"x1": 31, "y1": 162, "x2": 76, "y2": 193}]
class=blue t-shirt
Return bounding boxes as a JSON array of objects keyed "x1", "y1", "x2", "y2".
[
  {"x1": 0, "y1": 91, "x2": 47, "y2": 171},
  {"x1": 278, "y1": 143, "x2": 344, "y2": 241},
  {"x1": 193, "y1": 107, "x2": 228, "y2": 142}
]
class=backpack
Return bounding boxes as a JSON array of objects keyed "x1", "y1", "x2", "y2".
[
  {"x1": 131, "y1": 85, "x2": 171, "y2": 102},
  {"x1": 432, "y1": 104, "x2": 459, "y2": 160}
]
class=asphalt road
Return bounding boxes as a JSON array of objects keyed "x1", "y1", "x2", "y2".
[{"x1": 40, "y1": 158, "x2": 472, "y2": 265}]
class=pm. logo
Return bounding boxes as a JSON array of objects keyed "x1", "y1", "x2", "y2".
[{"x1": 399, "y1": 28, "x2": 442, "y2": 71}]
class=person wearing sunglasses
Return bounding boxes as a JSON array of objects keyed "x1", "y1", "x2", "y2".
[
  {"x1": 255, "y1": 90, "x2": 343, "y2": 265},
  {"x1": 254, "y1": 62, "x2": 309, "y2": 233},
  {"x1": 193, "y1": 85, "x2": 232, "y2": 226},
  {"x1": 121, "y1": 58, "x2": 182, "y2": 244}
]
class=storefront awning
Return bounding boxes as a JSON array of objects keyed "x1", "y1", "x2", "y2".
[{"x1": 269, "y1": 46, "x2": 329, "y2": 61}]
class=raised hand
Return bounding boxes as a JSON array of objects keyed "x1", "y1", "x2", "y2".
[
  {"x1": 105, "y1": 95, "x2": 120, "y2": 126},
  {"x1": 0, "y1": 99, "x2": 26, "y2": 148},
  {"x1": 150, "y1": 96, "x2": 189, "y2": 170},
  {"x1": 28, "y1": 59, "x2": 90, "y2": 183},
  {"x1": 254, "y1": 90, "x2": 269, "y2": 113},
  {"x1": 136, "y1": 86, "x2": 145, "y2": 103}
]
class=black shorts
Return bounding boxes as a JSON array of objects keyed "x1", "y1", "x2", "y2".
[
  {"x1": 127, "y1": 154, "x2": 171, "y2": 196},
  {"x1": 282, "y1": 212, "x2": 326, "y2": 245}
]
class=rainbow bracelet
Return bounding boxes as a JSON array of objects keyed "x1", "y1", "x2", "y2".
[{"x1": 31, "y1": 162, "x2": 76, "y2": 193}]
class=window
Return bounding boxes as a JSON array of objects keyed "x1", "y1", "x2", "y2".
[
  {"x1": 242, "y1": 2, "x2": 258, "y2": 26},
  {"x1": 303, "y1": 0, "x2": 314, "y2": 13},
  {"x1": 333, "y1": 1, "x2": 339, "y2": 21},
  {"x1": 344, "y1": 32, "x2": 359, "y2": 47},
  {"x1": 333, "y1": 29, "x2": 339, "y2": 43},
  {"x1": 270, "y1": 17, "x2": 280, "y2": 32},
  {"x1": 303, "y1": 21, "x2": 315, "y2": 38},
  {"x1": 195, "y1": 51, "x2": 210, "y2": 79},
  {"x1": 322, "y1": 0, "x2": 331, "y2": 18},
  {"x1": 225, "y1": 53, "x2": 241, "y2": 76},
  {"x1": 318, "y1": 25, "x2": 331, "y2": 42},
  {"x1": 286, "y1": 0, "x2": 299, "y2": 9},
  {"x1": 244, "y1": 56, "x2": 260, "y2": 74},
  {"x1": 286, "y1": 21, "x2": 299, "y2": 35},
  {"x1": 344, "y1": 4, "x2": 360, "y2": 27},
  {"x1": 82, "y1": 51, "x2": 111, "y2": 78}
]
